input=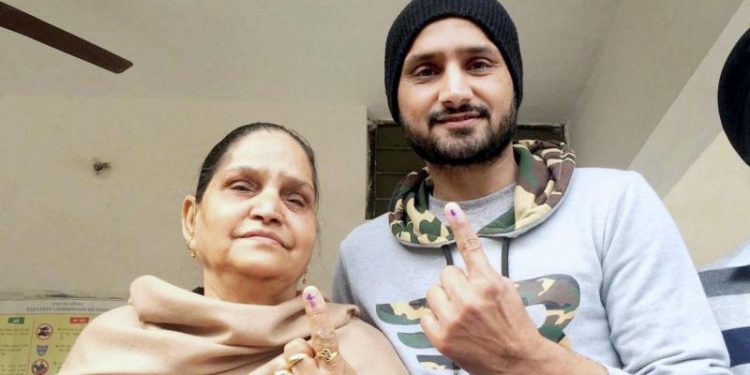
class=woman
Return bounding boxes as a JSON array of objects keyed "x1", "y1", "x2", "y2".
[{"x1": 60, "y1": 123, "x2": 406, "y2": 375}]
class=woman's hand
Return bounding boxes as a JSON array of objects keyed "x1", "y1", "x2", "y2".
[{"x1": 271, "y1": 286, "x2": 355, "y2": 375}]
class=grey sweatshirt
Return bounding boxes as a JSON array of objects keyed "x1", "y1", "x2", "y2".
[{"x1": 333, "y1": 168, "x2": 731, "y2": 374}]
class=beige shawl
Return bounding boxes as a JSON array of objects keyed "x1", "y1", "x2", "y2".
[{"x1": 59, "y1": 275, "x2": 373, "y2": 374}]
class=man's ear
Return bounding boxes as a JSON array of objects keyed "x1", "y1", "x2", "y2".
[{"x1": 181, "y1": 195, "x2": 198, "y2": 246}]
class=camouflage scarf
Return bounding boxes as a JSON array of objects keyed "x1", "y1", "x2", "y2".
[{"x1": 388, "y1": 140, "x2": 575, "y2": 246}]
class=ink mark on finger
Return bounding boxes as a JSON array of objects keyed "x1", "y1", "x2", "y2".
[{"x1": 305, "y1": 292, "x2": 316, "y2": 308}]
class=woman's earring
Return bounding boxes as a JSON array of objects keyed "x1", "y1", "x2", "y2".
[
  {"x1": 186, "y1": 240, "x2": 196, "y2": 258},
  {"x1": 301, "y1": 268, "x2": 309, "y2": 284}
]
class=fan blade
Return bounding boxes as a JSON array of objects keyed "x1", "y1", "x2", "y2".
[{"x1": 0, "y1": 1, "x2": 132, "y2": 73}]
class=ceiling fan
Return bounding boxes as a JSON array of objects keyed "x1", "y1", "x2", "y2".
[{"x1": 0, "y1": 1, "x2": 132, "y2": 73}]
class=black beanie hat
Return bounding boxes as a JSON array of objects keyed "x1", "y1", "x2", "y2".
[
  {"x1": 384, "y1": 0, "x2": 523, "y2": 123},
  {"x1": 718, "y1": 26, "x2": 750, "y2": 166}
]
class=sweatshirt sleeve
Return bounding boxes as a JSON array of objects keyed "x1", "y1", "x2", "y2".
[
  {"x1": 599, "y1": 172, "x2": 731, "y2": 374},
  {"x1": 332, "y1": 252, "x2": 354, "y2": 305}
]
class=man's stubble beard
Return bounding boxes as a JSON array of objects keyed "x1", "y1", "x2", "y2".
[{"x1": 401, "y1": 102, "x2": 517, "y2": 168}]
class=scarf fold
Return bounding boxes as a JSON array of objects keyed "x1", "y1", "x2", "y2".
[
  {"x1": 60, "y1": 275, "x2": 358, "y2": 374},
  {"x1": 388, "y1": 140, "x2": 576, "y2": 246}
]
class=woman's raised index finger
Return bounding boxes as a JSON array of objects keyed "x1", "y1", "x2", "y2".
[{"x1": 302, "y1": 285, "x2": 343, "y2": 371}]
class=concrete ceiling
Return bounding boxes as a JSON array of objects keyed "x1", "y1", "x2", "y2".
[{"x1": 0, "y1": 0, "x2": 620, "y2": 123}]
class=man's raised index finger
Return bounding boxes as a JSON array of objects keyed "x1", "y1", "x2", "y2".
[{"x1": 444, "y1": 202, "x2": 494, "y2": 277}]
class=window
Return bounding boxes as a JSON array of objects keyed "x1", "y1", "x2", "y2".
[{"x1": 366, "y1": 121, "x2": 566, "y2": 219}]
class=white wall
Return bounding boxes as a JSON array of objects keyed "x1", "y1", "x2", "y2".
[
  {"x1": 630, "y1": 0, "x2": 750, "y2": 266},
  {"x1": 0, "y1": 96, "x2": 367, "y2": 297},
  {"x1": 630, "y1": 0, "x2": 750, "y2": 196},
  {"x1": 568, "y1": 0, "x2": 742, "y2": 168},
  {"x1": 664, "y1": 134, "x2": 750, "y2": 267}
]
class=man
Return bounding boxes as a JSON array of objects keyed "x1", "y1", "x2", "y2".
[
  {"x1": 699, "y1": 25, "x2": 750, "y2": 375},
  {"x1": 333, "y1": 0, "x2": 731, "y2": 373}
]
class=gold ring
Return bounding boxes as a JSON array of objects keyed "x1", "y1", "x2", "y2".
[
  {"x1": 315, "y1": 348, "x2": 338, "y2": 363},
  {"x1": 274, "y1": 370, "x2": 293, "y2": 375},
  {"x1": 287, "y1": 353, "x2": 309, "y2": 368}
]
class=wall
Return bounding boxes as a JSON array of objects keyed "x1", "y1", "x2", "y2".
[
  {"x1": 0, "y1": 96, "x2": 367, "y2": 297},
  {"x1": 568, "y1": 0, "x2": 742, "y2": 168},
  {"x1": 630, "y1": 0, "x2": 750, "y2": 196},
  {"x1": 630, "y1": 0, "x2": 750, "y2": 266},
  {"x1": 664, "y1": 134, "x2": 750, "y2": 266}
]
